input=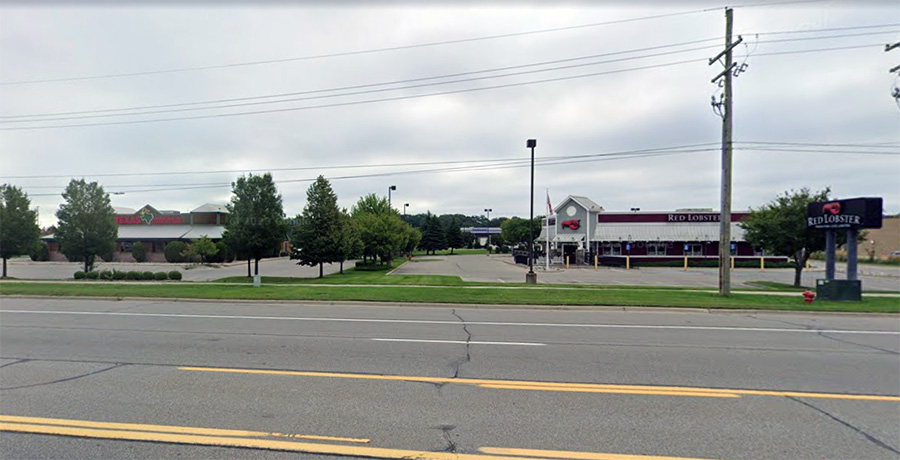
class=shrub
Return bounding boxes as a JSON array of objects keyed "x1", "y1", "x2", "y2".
[
  {"x1": 125, "y1": 271, "x2": 141, "y2": 280},
  {"x1": 73, "y1": 271, "x2": 86, "y2": 280},
  {"x1": 131, "y1": 241, "x2": 147, "y2": 263},
  {"x1": 112, "y1": 270, "x2": 126, "y2": 280},
  {"x1": 209, "y1": 241, "x2": 234, "y2": 263},
  {"x1": 99, "y1": 250, "x2": 115, "y2": 262},
  {"x1": 142, "y1": 271, "x2": 155, "y2": 280},
  {"x1": 99, "y1": 270, "x2": 113, "y2": 280},
  {"x1": 164, "y1": 241, "x2": 187, "y2": 263},
  {"x1": 168, "y1": 270, "x2": 182, "y2": 281},
  {"x1": 29, "y1": 241, "x2": 50, "y2": 261},
  {"x1": 85, "y1": 271, "x2": 100, "y2": 280},
  {"x1": 153, "y1": 271, "x2": 168, "y2": 281}
]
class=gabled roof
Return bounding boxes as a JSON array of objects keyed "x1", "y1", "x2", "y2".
[
  {"x1": 554, "y1": 195, "x2": 603, "y2": 213},
  {"x1": 191, "y1": 203, "x2": 229, "y2": 214}
]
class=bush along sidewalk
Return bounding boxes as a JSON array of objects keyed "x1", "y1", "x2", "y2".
[{"x1": 73, "y1": 270, "x2": 182, "y2": 281}]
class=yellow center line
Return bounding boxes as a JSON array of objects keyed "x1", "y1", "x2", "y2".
[
  {"x1": 178, "y1": 366, "x2": 900, "y2": 402},
  {"x1": 0, "y1": 422, "x2": 559, "y2": 460},
  {"x1": 475, "y1": 384, "x2": 740, "y2": 398},
  {"x1": 0, "y1": 415, "x2": 369, "y2": 444},
  {"x1": 479, "y1": 447, "x2": 724, "y2": 460}
]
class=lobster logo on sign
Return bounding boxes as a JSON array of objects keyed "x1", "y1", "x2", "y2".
[
  {"x1": 822, "y1": 202, "x2": 841, "y2": 215},
  {"x1": 561, "y1": 219, "x2": 580, "y2": 230}
]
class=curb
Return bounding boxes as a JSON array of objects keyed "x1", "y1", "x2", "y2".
[{"x1": 1, "y1": 295, "x2": 896, "y2": 316}]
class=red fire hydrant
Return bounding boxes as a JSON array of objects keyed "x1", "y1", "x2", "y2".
[{"x1": 802, "y1": 290, "x2": 816, "y2": 305}]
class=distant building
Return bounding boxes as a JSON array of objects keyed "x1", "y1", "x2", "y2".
[
  {"x1": 43, "y1": 204, "x2": 228, "y2": 262},
  {"x1": 460, "y1": 227, "x2": 502, "y2": 247},
  {"x1": 537, "y1": 195, "x2": 785, "y2": 265}
]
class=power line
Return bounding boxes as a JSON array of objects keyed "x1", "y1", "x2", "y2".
[
  {"x1": 8, "y1": 143, "x2": 719, "y2": 182},
  {"x1": 755, "y1": 30, "x2": 899, "y2": 44},
  {"x1": 0, "y1": 45, "x2": 721, "y2": 123},
  {"x1": 746, "y1": 23, "x2": 900, "y2": 35},
  {"x1": 1, "y1": 38, "x2": 721, "y2": 120},
  {"x1": 739, "y1": 140, "x2": 900, "y2": 148},
  {"x1": 0, "y1": 8, "x2": 717, "y2": 86},
  {"x1": 0, "y1": 58, "x2": 705, "y2": 131},
  {"x1": 21, "y1": 147, "x2": 718, "y2": 196},
  {"x1": 2, "y1": 42, "x2": 883, "y2": 132}
]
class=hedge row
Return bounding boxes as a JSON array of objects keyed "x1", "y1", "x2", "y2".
[{"x1": 74, "y1": 270, "x2": 182, "y2": 281}]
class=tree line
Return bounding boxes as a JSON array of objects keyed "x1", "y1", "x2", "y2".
[{"x1": 0, "y1": 177, "x2": 853, "y2": 286}]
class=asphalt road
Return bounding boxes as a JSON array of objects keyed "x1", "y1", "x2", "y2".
[{"x1": 1, "y1": 298, "x2": 898, "y2": 459}]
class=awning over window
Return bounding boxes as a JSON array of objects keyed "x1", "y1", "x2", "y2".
[{"x1": 593, "y1": 223, "x2": 746, "y2": 242}]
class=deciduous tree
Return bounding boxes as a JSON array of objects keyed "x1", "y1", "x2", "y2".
[
  {"x1": 223, "y1": 173, "x2": 286, "y2": 277},
  {"x1": 54, "y1": 179, "x2": 118, "y2": 273},
  {"x1": 741, "y1": 187, "x2": 843, "y2": 287},
  {"x1": 0, "y1": 184, "x2": 41, "y2": 277}
]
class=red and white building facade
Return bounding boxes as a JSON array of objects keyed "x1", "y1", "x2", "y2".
[{"x1": 537, "y1": 195, "x2": 784, "y2": 264}]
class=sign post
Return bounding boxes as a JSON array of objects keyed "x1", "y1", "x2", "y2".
[{"x1": 807, "y1": 197, "x2": 882, "y2": 301}]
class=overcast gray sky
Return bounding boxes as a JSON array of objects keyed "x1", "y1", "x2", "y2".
[{"x1": 1, "y1": 1, "x2": 898, "y2": 227}]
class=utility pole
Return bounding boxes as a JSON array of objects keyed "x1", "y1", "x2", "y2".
[
  {"x1": 887, "y1": 41, "x2": 900, "y2": 107},
  {"x1": 709, "y1": 7, "x2": 741, "y2": 297}
]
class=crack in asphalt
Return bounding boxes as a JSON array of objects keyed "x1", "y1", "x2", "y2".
[
  {"x1": 0, "y1": 363, "x2": 126, "y2": 391},
  {"x1": 787, "y1": 396, "x2": 900, "y2": 456},
  {"x1": 438, "y1": 424, "x2": 457, "y2": 454},
  {"x1": 450, "y1": 309, "x2": 472, "y2": 379},
  {"x1": 0, "y1": 359, "x2": 30, "y2": 369},
  {"x1": 815, "y1": 331, "x2": 900, "y2": 355}
]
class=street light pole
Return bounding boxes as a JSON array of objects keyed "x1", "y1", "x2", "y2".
[
  {"x1": 388, "y1": 185, "x2": 396, "y2": 208},
  {"x1": 484, "y1": 208, "x2": 492, "y2": 254},
  {"x1": 526, "y1": 139, "x2": 537, "y2": 284},
  {"x1": 404, "y1": 203, "x2": 409, "y2": 217}
]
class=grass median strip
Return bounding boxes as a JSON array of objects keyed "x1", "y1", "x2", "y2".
[{"x1": 1, "y1": 281, "x2": 897, "y2": 312}]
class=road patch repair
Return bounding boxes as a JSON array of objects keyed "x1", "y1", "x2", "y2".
[{"x1": 0, "y1": 414, "x2": 724, "y2": 460}]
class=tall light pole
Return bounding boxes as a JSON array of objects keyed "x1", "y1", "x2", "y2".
[
  {"x1": 526, "y1": 139, "x2": 537, "y2": 284},
  {"x1": 484, "y1": 208, "x2": 492, "y2": 253},
  {"x1": 404, "y1": 203, "x2": 409, "y2": 217},
  {"x1": 388, "y1": 185, "x2": 396, "y2": 208}
]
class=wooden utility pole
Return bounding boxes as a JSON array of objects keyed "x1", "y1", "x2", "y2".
[{"x1": 709, "y1": 7, "x2": 740, "y2": 297}]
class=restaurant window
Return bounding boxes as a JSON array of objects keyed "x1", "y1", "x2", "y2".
[
  {"x1": 647, "y1": 243, "x2": 666, "y2": 256},
  {"x1": 686, "y1": 244, "x2": 702, "y2": 256},
  {"x1": 602, "y1": 243, "x2": 622, "y2": 255}
]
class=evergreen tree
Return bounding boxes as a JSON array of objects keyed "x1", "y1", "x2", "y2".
[
  {"x1": 444, "y1": 216, "x2": 464, "y2": 255},
  {"x1": 419, "y1": 212, "x2": 447, "y2": 255},
  {"x1": 0, "y1": 184, "x2": 41, "y2": 277},
  {"x1": 291, "y1": 176, "x2": 344, "y2": 278},
  {"x1": 54, "y1": 179, "x2": 118, "y2": 273},
  {"x1": 222, "y1": 173, "x2": 286, "y2": 277}
]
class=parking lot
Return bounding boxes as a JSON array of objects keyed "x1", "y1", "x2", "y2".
[{"x1": 4, "y1": 254, "x2": 898, "y2": 291}]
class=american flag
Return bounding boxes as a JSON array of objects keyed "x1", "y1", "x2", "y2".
[{"x1": 546, "y1": 190, "x2": 553, "y2": 216}]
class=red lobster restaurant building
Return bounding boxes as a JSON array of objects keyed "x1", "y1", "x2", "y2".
[
  {"x1": 45, "y1": 204, "x2": 228, "y2": 262},
  {"x1": 537, "y1": 195, "x2": 786, "y2": 265}
]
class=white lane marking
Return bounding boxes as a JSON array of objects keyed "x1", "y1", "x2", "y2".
[
  {"x1": 0, "y1": 310, "x2": 896, "y2": 335},
  {"x1": 371, "y1": 338, "x2": 546, "y2": 346}
]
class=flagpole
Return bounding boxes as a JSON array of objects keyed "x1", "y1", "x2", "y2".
[{"x1": 546, "y1": 189, "x2": 551, "y2": 271}]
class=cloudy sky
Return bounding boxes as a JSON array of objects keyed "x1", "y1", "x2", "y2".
[{"x1": 1, "y1": 1, "x2": 898, "y2": 227}]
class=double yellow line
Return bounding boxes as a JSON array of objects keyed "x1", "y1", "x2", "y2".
[
  {"x1": 179, "y1": 366, "x2": 900, "y2": 402},
  {"x1": 0, "y1": 415, "x2": 720, "y2": 460}
]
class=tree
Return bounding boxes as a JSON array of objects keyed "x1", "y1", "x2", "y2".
[
  {"x1": 351, "y1": 194, "x2": 412, "y2": 265},
  {"x1": 183, "y1": 236, "x2": 218, "y2": 264},
  {"x1": 222, "y1": 173, "x2": 286, "y2": 277},
  {"x1": 291, "y1": 176, "x2": 344, "y2": 278},
  {"x1": 419, "y1": 212, "x2": 446, "y2": 255},
  {"x1": 741, "y1": 187, "x2": 841, "y2": 287},
  {"x1": 131, "y1": 241, "x2": 147, "y2": 263},
  {"x1": 500, "y1": 216, "x2": 542, "y2": 247},
  {"x1": 54, "y1": 179, "x2": 118, "y2": 273},
  {"x1": 336, "y1": 209, "x2": 362, "y2": 274},
  {"x1": 444, "y1": 216, "x2": 464, "y2": 255},
  {"x1": 0, "y1": 185, "x2": 41, "y2": 278}
]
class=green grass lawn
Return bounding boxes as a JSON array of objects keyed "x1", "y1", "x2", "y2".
[{"x1": 1, "y1": 281, "x2": 897, "y2": 313}]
